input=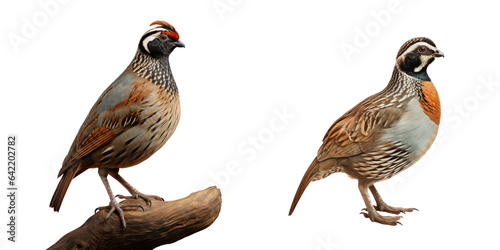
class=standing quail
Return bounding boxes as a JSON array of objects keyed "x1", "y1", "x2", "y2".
[
  {"x1": 50, "y1": 20, "x2": 185, "y2": 227},
  {"x1": 289, "y1": 37, "x2": 444, "y2": 225}
]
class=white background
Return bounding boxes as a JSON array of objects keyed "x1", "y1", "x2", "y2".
[{"x1": 1, "y1": 0, "x2": 500, "y2": 249}]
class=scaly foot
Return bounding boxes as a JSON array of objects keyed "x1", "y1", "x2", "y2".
[
  {"x1": 95, "y1": 198, "x2": 144, "y2": 227},
  {"x1": 367, "y1": 185, "x2": 417, "y2": 215},
  {"x1": 117, "y1": 192, "x2": 164, "y2": 206},
  {"x1": 360, "y1": 208, "x2": 402, "y2": 226},
  {"x1": 374, "y1": 203, "x2": 418, "y2": 215}
]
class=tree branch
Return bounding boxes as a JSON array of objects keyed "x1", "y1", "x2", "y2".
[{"x1": 48, "y1": 186, "x2": 222, "y2": 250}]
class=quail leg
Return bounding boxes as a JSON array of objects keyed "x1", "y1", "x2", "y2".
[
  {"x1": 108, "y1": 169, "x2": 164, "y2": 206},
  {"x1": 96, "y1": 168, "x2": 144, "y2": 228},
  {"x1": 369, "y1": 185, "x2": 417, "y2": 214},
  {"x1": 358, "y1": 182, "x2": 402, "y2": 226}
]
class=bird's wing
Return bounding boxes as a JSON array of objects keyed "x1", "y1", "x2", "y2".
[
  {"x1": 317, "y1": 99, "x2": 404, "y2": 161},
  {"x1": 59, "y1": 74, "x2": 153, "y2": 176}
]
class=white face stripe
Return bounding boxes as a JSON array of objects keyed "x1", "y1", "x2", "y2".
[
  {"x1": 142, "y1": 31, "x2": 160, "y2": 53},
  {"x1": 414, "y1": 55, "x2": 432, "y2": 72},
  {"x1": 399, "y1": 41, "x2": 438, "y2": 58},
  {"x1": 141, "y1": 27, "x2": 170, "y2": 54}
]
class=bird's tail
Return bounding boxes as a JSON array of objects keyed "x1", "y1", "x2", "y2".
[
  {"x1": 289, "y1": 158, "x2": 320, "y2": 216},
  {"x1": 49, "y1": 166, "x2": 78, "y2": 212}
]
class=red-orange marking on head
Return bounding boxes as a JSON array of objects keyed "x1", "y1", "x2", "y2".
[
  {"x1": 161, "y1": 31, "x2": 179, "y2": 40},
  {"x1": 150, "y1": 20, "x2": 179, "y2": 40},
  {"x1": 419, "y1": 81, "x2": 441, "y2": 125}
]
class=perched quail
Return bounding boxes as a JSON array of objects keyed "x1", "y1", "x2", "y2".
[
  {"x1": 289, "y1": 37, "x2": 444, "y2": 225},
  {"x1": 50, "y1": 21, "x2": 185, "y2": 227}
]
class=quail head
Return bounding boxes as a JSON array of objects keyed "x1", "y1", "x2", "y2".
[
  {"x1": 289, "y1": 37, "x2": 444, "y2": 225},
  {"x1": 50, "y1": 20, "x2": 185, "y2": 227}
]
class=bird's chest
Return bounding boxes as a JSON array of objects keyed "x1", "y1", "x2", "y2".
[
  {"x1": 142, "y1": 88, "x2": 181, "y2": 145},
  {"x1": 382, "y1": 90, "x2": 440, "y2": 163}
]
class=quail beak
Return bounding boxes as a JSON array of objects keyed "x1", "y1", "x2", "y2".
[
  {"x1": 433, "y1": 50, "x2": 444, "y2": 58},
  {"x1": 172, "y1": 40, "x2": 185, "y2": 48}
]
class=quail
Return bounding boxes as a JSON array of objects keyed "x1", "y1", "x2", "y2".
[
  {"x1": 289, "y1": 37, "x2": 444, "y2": 225},
  {"x1": 50, "y1": 20, "x2": 185, "y2": 227}
]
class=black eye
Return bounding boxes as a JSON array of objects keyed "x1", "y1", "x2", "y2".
[
  {"x1": 418, "y1": 46, "x2": 426, "y2": 53},
  {"x1": 159, "y1": 34, "x2": 168, "y2": 41}
]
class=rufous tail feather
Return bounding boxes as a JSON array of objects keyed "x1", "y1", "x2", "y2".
[
  {"x1": 49, "y1": 166, "x2": 78, "y2": 212},
  {"x1": 289, "y1": 158, "x2": 319, "y2": 216}
]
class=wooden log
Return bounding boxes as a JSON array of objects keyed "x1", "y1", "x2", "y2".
[{"x1": 48, "y1": 186, "x2": 222, "y2": 250}]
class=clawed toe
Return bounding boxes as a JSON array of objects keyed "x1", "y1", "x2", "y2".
[
  {"x1": 360, "y1": 210, "x2": 403, "y2": 226},
  {"x1": 375, "y1": 204, "x2": 418, "y2": 215},
  {"x1": 95, "y1": 205, "x2": 108, "y2": 214},
  {"x1": 95, "y1": 200, "x2": 144, "y2": 227},
  {"x1": 117, "y1": 193, "x2": 164, "y2": 206},
  {"x1": 362, "y1": 204, "x2": 417, "y2": 215}
]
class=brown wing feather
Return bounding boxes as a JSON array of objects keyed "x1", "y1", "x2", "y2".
[
  {"x1": 318, "y1": 103, "x2": 404, "y2": 161},
  {"x1": 59, "y1": 80, "x2": 151, "y2": 176},
  {"x1": 51, "y1": 79, "x2": 154, "y2": 212},
  {"x1": 69, "y1": 126, "x2": 115, "y2": 163}
]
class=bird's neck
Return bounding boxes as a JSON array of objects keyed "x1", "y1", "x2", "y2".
[
  {"x1": 128, "y1": 50, "x2": 178, "y2": 95},
  {"x1": 383, "y1": 66, "x2": 422, "y2": 97},
  {"x1": 403, "y1": 68, "x2": 431, "y2": 81},
  {"x1": 385, "y1": 67, "x2": 441, "y2": 125}
]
